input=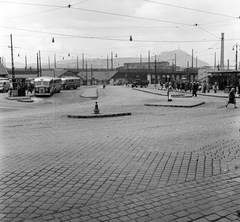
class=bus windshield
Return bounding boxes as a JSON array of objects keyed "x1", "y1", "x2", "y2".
[
  {"x1": 42, "y1": 81, "x2": 49, "y2": 86},
  {"x1": 35, "y1": 81, "x2": 49, "y2": 86}
]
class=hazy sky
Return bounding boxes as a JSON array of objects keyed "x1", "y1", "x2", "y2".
[{"x1": 0, "y1": 0, "x2": 240, "y2": 68}]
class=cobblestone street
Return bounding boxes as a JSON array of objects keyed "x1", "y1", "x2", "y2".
[{"x1": 0, "y1": 86, "x2": 240, "y2": 222}]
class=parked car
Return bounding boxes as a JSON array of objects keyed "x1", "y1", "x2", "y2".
[{"x1": 132, "y1": 79, "x2": 149, "y2": 88}]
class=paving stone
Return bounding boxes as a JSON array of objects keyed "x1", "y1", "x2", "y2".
[{"x1": 1, "y1": 86, "x2": 240, "y2": 221}]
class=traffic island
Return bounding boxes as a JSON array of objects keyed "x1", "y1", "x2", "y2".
[
  {"x1": 144, "y1": 98, "x2": 205, "y2": 108},
  {"x1": 17, "y1": 98, "x2": 34, "y2": 103},
  {"x1": 6, "y1": 96, "x2": 33, "y2": 101},
  {"x1": 67, "y1": 112, "x2": 131, "y2": 118},
  {"x1": 67, "y1": 101, "x2": 131, "y2": 118}
]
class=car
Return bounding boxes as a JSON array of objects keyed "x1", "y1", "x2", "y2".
[{"x1": 131, "y1": 79, "x2": 149, "y2": 88}]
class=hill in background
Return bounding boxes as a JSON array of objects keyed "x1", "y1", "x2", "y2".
[{"x1": 7, "y1": 50, "x2": 210, "y2": 69}]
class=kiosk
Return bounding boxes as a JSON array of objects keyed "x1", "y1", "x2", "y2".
[{"x1": 11, "y1": 78, "x2": 26, "y2": 97}]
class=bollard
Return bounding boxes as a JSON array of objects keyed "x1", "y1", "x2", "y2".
[
  {"x1": 167, "y1": 87, "x2": 172, "y2": 102},
  {"x1": 94, "y1": 102, "x2": 100, "y2": 114}
]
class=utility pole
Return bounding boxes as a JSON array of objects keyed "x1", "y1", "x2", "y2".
[
  {"x1": 107, "y1": 55, "x2": 109, "y2": 71},
  {"x1": 140, "y1": 54, "x2": 142, "y2": 70},
  {"x1": 39, "y1": 50, "x2": 42, "y2": 77},
  {"x1": 214, "y1": 52, "x2": 216, "y2": 69},
  {"x1": 25, "y1": 55, "x2": 27, "y2": 71},
  {"x1": 175, "y1": 53, "x2": 176, "y2": 72},
  {"x1": 54, "y1": 54, "x2": 56, "y2": 69},
  {"x1": 77, "y1": 55, "x2": 79, "y2": 72},
  {"x1": 82, "y1": 53, "x2": 84, "y2": 71},
  {"x1": 85, "y1": 61, "x2": 88, "y2": 85},
  {"x1": 37, "y1": 53, "x2": 39, "y2": 77},
  {"x1": 154, "y1": 54, "x2": 156, "y2": 74},
  {"x1": 111, "y1": 52, "x2": 113, "y2": 70},
  {"x1": 91, "y1": 64, "x2": 93, "y2": 85},
  {"x1": 191, "y1": 49, "x2": 194, "y2": 72},
  {"x1": 48, "y1": 56, "x2": 50, "y2": 69},
  {"x1": 10, "y1": 34, "x2": 16, "y2": 89},
  {"x1": 148, "y1": 50, "x2": 150, "y2": 72},
  {"x1": 233, "y1": 43, "x2": 238, "y2": 70}
]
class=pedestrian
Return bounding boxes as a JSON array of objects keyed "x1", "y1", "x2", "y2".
[
  {"x1": 8, "y1": 82, "x2": 13, "y2": 97},
  {"x1": 192, "y1": 81, "x2": 198, "y2": 97},
  {"x1": 207, "y1": 82, "x2": 210, "y2": 93},
  {"x1": 213, "y1": 82, "x2": 218, "y2": 93},
  {"x1": 226, "y1": 88, "x2": 237, "y2": 108}
]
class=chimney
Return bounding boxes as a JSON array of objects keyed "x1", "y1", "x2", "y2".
[{"x1": 220, "y1": 33, "x2": 224, "y2": 70}]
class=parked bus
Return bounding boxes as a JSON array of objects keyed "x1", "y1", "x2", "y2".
[
  {"x1": 53, "y1": 77, "x2": 62, "y2": 93},
  {"x1": 34, "y1": 76, "x2": 56, "y2": 96},
  {"x1": 0, "y1": 78, "x2": 10, "y2": 93},
  {"x1": 61, "y1": 77, "x2": 80, "y2": 90}
]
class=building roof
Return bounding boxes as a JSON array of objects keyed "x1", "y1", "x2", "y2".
[
  {"x1": 41, "y1": 69, "x2": 70, "y2": 77},
  {"x1": 0, "y1": 63, "x2": 9, "y2": 75},
  {"x1": 209, "y1": 70, "x2": 240, "y2": 74},
  {"x1": 78, "y1": 70, "x2": 118, "y2": 81}
]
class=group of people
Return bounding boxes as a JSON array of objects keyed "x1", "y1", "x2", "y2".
[{"x1": 164, "y1": 80, "x2": 237, "y2": 108}]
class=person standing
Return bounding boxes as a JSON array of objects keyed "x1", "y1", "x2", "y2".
[
  {"x1": 192, "y1": 81, "x2": 198, "y2": 97},
  {"x1": 213, "y1": 82, "x2": 218, "y2": 93},
  {"x1": 226, "y1": 88, "x2": 237, "y2": 108}
]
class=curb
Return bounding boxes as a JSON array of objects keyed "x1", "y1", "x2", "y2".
[
  {"x1": 17, "y1": 98, "x2": 34, "y2": 103},
  {"x1": 133, "y1": 88, "x2": 192, "y2": 98},
  {"x1": 144, "y1": 102, "x2": 205, "y2": 108},
  {"x1": 6, "y1": 96, "x2": 33, "y2": 101},
  {"x1": 67, "y1": 112, "x2": 131, "y2": 118}
]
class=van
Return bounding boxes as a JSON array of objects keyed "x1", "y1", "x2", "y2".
[{"x1": 0, "y1": 79, "x2": 10, "y2": 93}]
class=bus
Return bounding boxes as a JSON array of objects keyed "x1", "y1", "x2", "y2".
[
  {"x1": 53, "y1": 77, "x2": 62, "y2": 93},
  {"x1": 34, "y1": 76, "x2": 61, "y2": 96},
  {"x1": 0, "y1": 78, "x2": 10, "y2": 93},
  {"x1": 61, "y1": 77, "x2": 80, "y2": 90}
]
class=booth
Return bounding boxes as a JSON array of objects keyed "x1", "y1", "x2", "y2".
[{"x1": 11, "y1": 78, "x2": 26, "y2": 97}]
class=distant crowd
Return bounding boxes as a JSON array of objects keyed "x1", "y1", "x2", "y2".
[{"x1": 160, "y1": 81, "x2": 219, "y2": 94}]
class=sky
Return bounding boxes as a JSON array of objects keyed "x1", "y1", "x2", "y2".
[{"x1": 0, "y1": 0, "x2": 240, "y2": 68}]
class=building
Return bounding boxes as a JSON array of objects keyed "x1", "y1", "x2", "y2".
[
  {"x1": 117, "y1": 61, "x2": 198, "y2": 84},
  {"x1": 0, "y1": 63, "x2": 9, "y2": 78},
  {"x1": 208, "y1": 69, "x2": 240, "y2": 91},
  {"x1": 123, "y1": 61, "x2": 170, "y2": 71},
  {"x1": 78, "y1": 70, "x2": 118, "y2": 85}
]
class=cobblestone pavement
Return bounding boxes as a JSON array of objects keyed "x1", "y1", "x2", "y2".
[{"x1": 0, "y1": 86, "x2": 240, "y2": 222}]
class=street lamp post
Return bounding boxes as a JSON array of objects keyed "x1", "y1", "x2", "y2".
[
  {"x1": 232, "y1": 43, "x2": 238, "y2": 70},
  {"x1": 10, "y1": 34, "x2": 15, "y2": 90},
  {"x1": 232, "y1": 43, "x2": 239, "y2": 89},
  {"x1": 86, "y1": 61, "x2": 88, "y2": 86}
]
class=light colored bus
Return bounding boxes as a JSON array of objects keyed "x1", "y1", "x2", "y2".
[
  {"x1": 53, "y1": 77, "x2": 62, "y2": 93},
  {"x1": 0, "y1": 78, "x2": 10, "y2": 93},
  {"x1": 61, "y1": 77, "x2": 80, "y2": 90},
  {"x1": 34, "y1": 76, "x2": 56, "y2": 96}
]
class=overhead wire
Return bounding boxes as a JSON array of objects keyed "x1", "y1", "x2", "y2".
[
  {"x1": 1, "y1": 24, "x2": 234, "y2": 43},
  {"x1": 1, "y1": 0, "x2": 239, "y2": 55},
  {"x1": 0, "y1": 0, "x2": 192, "y2": 26},
  {"x1": 1, "y1": 8, "x2": 61, "y2": 21},
  {"x1": 0, "y1": 0, "x2": 89, "y2": 21},
  {"x1": 194, "y1": 24, "x2": 220, "y2": 39},
  {"x1": 0, "y1": 0, "x2": 235, "y2": 44},
  {"x1": 143, "y1": 0, "x2": 238, "y2": 19}
]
